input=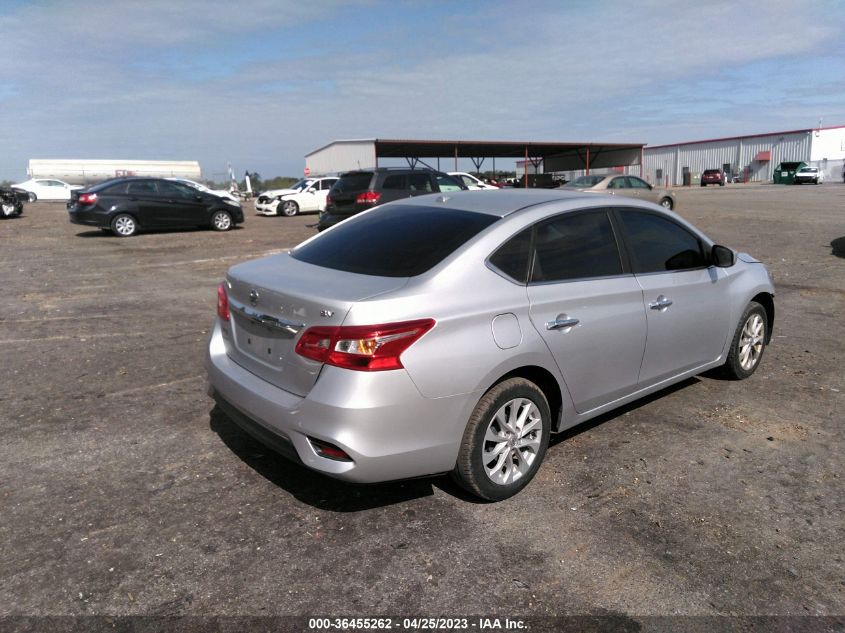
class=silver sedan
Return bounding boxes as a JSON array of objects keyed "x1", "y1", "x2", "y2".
[{"x1": 206, "y1": 190, "x2": 774, "y2": 500}]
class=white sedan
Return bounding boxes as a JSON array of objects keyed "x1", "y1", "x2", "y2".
[
  {"x1": 256, "y1": 176, "x2": 338, "y2": 216},
  {"x1": 12, "y1": 178, "x2": 83, "y2": 202}
]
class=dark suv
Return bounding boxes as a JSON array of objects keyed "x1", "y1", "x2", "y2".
[
  {"x1": 318, "y1": 168, "x2": 466, "y2": 231},
  {"x1": 701, "y1": 169, "x2": 726, "y2": 186},
  {"x1": 67, "y1": 177, "x2": 244, "y2": 237}
]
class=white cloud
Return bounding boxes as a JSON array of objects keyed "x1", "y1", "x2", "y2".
[{"x1": 0, "y1": 0, "x2": 842, "y2": 179}]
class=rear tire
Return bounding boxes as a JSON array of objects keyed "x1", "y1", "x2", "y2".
[
  {"x1": 111, "y1": 213, "x2": 138, "y2": 237},
  {"x1": 721, "y1": 301, "x2": 768, "y2": 380},
  {"x1": 28, "y1": 192, "x2": 37, "y2": 202},
  {"x1": 452, "y1": 378, "x2": 551, "y2": 501},
  {"x1": 211, "y1": 210, "x2": 233, "y2": 231}
]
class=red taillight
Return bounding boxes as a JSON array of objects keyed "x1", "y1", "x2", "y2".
[
  {"x1": 355, "y1": 191, "x2": 381, "y2": 205},
  {"x1": 325, "y1": 194, "x2": 333, "y2": 206},
  {"x1": 217, "y1": 283, "x2": 230, "y2": 322},
  {"x1": 78, "y1": 193, "x2": 97, "y2": 205},
  {"x1": 294, "y1": 319, "x2": 435, "y2": 371}
]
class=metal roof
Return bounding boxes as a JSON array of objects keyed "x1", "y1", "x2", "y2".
[
  {"x1": 306, "y1": 138, "x2": 645, "y2": 171},
  {"x1": 645, "y1": 124, "x2": 845, "y2": 150}
]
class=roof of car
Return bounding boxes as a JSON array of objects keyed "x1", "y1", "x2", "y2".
[{"x1": 397, "y1": 189, "x2": 599, "y2": 217}]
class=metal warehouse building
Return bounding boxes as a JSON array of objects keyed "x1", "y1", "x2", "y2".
[{"x1": 642, "y1": 125, "x2": 845, "y2": 187}]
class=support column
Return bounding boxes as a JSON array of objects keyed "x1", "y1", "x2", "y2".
[
  {"x1": 454, "y1": 146, "x2": 458, "y2": 172},
  {"x1": 586, "y1": 147, "x2": 590, "y2": 175},
  {"x1": 524, "y1": 147, "x2": 528, "y2": 188}
]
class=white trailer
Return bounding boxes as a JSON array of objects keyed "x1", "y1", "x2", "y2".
[{"x1": 27, "y1": 159, "x2": 202, "y2": 186}]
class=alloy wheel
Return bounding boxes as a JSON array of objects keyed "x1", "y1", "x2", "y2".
[
  {"x1": 212, "y1": 211, "x2": 232, "y2": 230},
  {"x1": 114, "y1": 216, "x2": 136, "y2": 236},
  {"x1": 482, "y1": 398, "x2": 543, "y2": 485},
  {"x1": 738, "y1": 313, "x2": 765, "y2": 371}
]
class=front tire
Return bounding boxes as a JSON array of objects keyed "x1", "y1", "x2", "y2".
[
  {"x1": 111, "y1": 213, "x2": 138, "y2": 237},
  {"x1": 721, "y1": 301, "x2": 768, "y2": 379},
  {"x1": 659, "y1": 197, "x2": 673, "y2": 210},
  {"x1": 281, "y1": 200, "x2": 299, "y2": 217},
  {"x1": 27, "y1": 192, "x2": 37, "y2": 202},
  {"x1": 211, "y1": 210, "x2": 233, "y2": 231},
  {"x1": 452, "y1": 378, "x2": 551, "y2": 501}
]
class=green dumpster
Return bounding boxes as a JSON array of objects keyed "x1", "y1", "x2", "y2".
[{"x1": 773, "y1": 161, "x2": 807, "y2": 184}]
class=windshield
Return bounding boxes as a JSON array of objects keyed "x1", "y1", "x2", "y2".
[
  {"x1": 289, "y1": 178, "x2": 312, "y2": 191},
  {"x1": 292, "y1": 204, "x2": 498, "y2": 277},
  {"x1": 798, "y1": 168, "x2": 816, "y2": 173},
  {"x1": 564, "y1": 175, "x2": 607, "y2": 188}
]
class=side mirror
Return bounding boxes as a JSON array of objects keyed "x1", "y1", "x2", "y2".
[{"x1": 712, "y1": 244, "x2": 735, "y2": 267}]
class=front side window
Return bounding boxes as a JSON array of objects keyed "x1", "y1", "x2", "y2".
[
  {"x1": 618, "y1": 209, "x2": 707, "y2": 273},
  {"x1": 320, "y1": 179, "x2": 338, "y2": 190},
  {"x1": 607, "y1": 177, "x2": 628, "y2": 189},
  {"x1": 436, "y1": 174, "x2": 464, "y2": 192},
  {"x1": 530, "y1": 211, "x2": 622, "y2": 283},
  {"x1": 408, "y1": 173, "x2": 433, "y2": 192}
]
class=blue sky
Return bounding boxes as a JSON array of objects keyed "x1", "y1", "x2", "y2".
[{"x1": 0, "y1": 0, "x2": 843, "y2": 182}]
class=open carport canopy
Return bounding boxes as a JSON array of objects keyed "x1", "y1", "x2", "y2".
[{"x1": 373, "y1": 139, "x2": 644, "y2": 171}]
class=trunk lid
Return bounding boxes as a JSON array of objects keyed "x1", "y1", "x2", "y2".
[{"x1": 224, "y1": 252, "x2": 407, "y2": 396}]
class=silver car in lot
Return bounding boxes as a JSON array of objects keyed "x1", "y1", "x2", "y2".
[{"x1": 206, "y1": 190, "x2": 774, "y2": 500}]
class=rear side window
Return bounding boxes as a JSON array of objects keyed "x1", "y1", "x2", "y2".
[
  {"x1": 489, "y1": 227, "x2": 532, "y2": 283},
  {"x1": 333, "y1": 172, "x2": 373, "y2": 193},
  {"x1": 127, "y1": 181, "x2": 156, "y2": 195},
  {"x1": 292, "y1": 205, "x2": 498, "y2": 277},
  {"x1": 382, "y1": 175, "x2": 406, "y2": 190},
  {"x1": 98, "y1": 182, "x2": 129, "y2": 195},
  {"x1": 618, "y1": 209, "x2": 707, "y2": 273},
  {"x1": 531, "y1": 211, "x2": 622, "y2": 282}
]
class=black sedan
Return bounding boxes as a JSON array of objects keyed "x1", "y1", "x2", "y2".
[{"x1": 68, "y1": 177, "x2": 244, "y2": 237}]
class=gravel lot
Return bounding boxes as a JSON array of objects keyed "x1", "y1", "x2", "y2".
[{"x1": 1, "y1": 185, "x2": 843, "y2": 628}]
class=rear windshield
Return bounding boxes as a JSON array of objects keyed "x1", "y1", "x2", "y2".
[
  {"x1": 332, "y1": 172, "x2": 373, "y2": 193},
  {"x1": 703, "y1": 170, "x2": 720, "y2": 175},
  {"x1": 291, "y1": 204, "x2": 499, "y2": 277}
]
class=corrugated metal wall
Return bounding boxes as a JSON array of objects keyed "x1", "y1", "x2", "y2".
[
  {"x1": 642, "y1": 131, "x2": 812, "y2": 186},
  {"x1": 305, "y1": 141, "x2": 376, "y2": 175}
]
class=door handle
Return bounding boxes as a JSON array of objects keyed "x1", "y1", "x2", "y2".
[
  {"x1": 648, "y1": 295, "x2": 673, "y2": 310},
  {"x1": 545, "y1": 316, "x2": 580, "y2": 330}
]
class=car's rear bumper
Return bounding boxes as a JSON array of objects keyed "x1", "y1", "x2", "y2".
[
  {"x1": 205, "y1": 320, "x2": 469, "y2": 483},
  {"x1": 68, "y1": 209, "x2": 108, "y2": 227}
]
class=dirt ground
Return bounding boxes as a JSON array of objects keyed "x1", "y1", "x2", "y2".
[{"x1": 1, "y1": 185, "x2": 843, "y2": 629}]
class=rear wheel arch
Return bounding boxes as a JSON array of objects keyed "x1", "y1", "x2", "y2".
[{"x1": 492, "y1": 366, "x2": 564, "y2": 432}]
